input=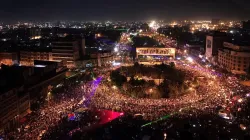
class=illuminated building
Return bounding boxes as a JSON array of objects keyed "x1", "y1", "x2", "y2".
[
  {"x1": 0, "y1": 52, "x2": 18, "y2": 65},
  {"x1": 136, "y1": 47, "x2": 176, "y2": 64},
  {"x1": 218, "y1": 42, "x2": 250, "y2": 74}
]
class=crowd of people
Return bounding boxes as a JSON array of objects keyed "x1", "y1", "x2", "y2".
[
  {"x1": 90, "y1": 61, "x2": 229, "y2": 120},
  {"x1": 4, "y1": 74, "x2": 102, "y2": 140},
  {"x1": 4, "y1": 58, "x2": 250, "y2": 139}
]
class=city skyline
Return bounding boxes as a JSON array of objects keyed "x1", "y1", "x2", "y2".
[{"x1": 1, "y1": 0, "x2": 250, "y2": 22}]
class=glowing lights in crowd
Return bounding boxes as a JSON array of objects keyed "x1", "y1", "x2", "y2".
[
  {"x1": 112, "y1": 61, "x2": 121, "y2": 66},
  {"x1": 186, "y1": 57, "x2": 193, "y2": 63},
  {"x1": 238, "y1": 98, "x2": 243, "y2": 103},
  {"x1": 114, "y1": 47, "x2": 118, "y2": 52}
]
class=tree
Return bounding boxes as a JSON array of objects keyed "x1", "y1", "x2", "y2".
[
  {"x1": 169, "y1": 62, "x2": 175, "y2": 68},
  {"x1": 134, "y1": 62, "x2": 140, "y2": 67},
  {"x1": 110, "y1": 70, "x2": 127, "y2": 87}
]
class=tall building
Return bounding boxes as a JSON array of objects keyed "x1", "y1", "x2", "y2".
[
  {"x1": 0, "y1": 66, "x2": 31, "y2": 132},
  {"x1": 218, "y1": 42, "x2": 250, "y2": 74},
  {"x1": 0, "y1": 52, "x2": 18, "y2": 65},
  {"x1": 20, "y1": 50, "x2": 52, "y2": 66},
  {"x1": 51, "y1": 38, "x2": 81, "y2": 67},
  {"x1": 205, "y1": 32, "x2": 227, "y2": 64},
  {"x1": 242, "y1": 20, "x2": 250, "y2": 30}
]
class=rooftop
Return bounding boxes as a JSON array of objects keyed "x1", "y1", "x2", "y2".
[
  {"x1": 229, "y1": 40, "x2": 250, "y2": 46},
  {"x1": 208, "y1": 31, "x2": 227, "y2": 37},
  {"x1": 0, "y1": 65, "x2": 26, "y2": 94}
]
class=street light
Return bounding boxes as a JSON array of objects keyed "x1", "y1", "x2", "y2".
[{"x1": 47, "y1": 92, "x2": 52, "y2": 106}]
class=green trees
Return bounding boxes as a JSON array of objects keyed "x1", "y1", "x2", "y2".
[
  {"x1": 110, "y1": 71, "x2": 127, "y2": 87},
  {"x1": 169, "y1": 62, "x2": 175, "y2": 68},
  {"x1": 111, "y1": 64, "x2": 188, "y2": 99}
]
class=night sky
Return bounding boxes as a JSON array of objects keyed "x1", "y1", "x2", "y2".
[{"x1": 0, "y1": 0, "x2": 250, "y2": 22}]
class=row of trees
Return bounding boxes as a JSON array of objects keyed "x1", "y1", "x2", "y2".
[{"x1": 110, "y1": 63, "x2": 189, "y2": 99}]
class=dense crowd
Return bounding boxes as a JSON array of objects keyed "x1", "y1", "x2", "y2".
[
  {"x1": 4, "y1": 59, "x2": 250, "y2": 139},
  {"x1": 90, "y1": 62, "x2": 230, "y2": 120},
  {"x1": 4, "y1": 75, "x2": 101, "y2": 140}
]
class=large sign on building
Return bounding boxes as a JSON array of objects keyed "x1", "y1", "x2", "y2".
[{"x1": 136, "y1": 48, "x2": 176, "y2": 57}]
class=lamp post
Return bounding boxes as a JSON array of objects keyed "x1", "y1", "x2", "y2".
[{"x1": 47, "y1": 92, "x2": 51, "y2": 106}]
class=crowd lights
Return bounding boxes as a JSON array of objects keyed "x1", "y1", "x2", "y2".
[
  {"x1": 114, "y1": 47, "x2": 118, "y2": 52},
  {"x1": 186, "y1": 57, "x2": 193, "y2": 63}
]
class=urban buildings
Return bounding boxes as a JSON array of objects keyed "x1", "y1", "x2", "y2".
[
  {"x1": 205, "y1": 32, "x2": 228, "y2": 64},
  {"x1": 218, "y1": 42, "x2": 250, "y2": 74},
  {"x1": 136, "y1": 47, "x2": 176, "y2": 64},
  {"x1": 0, "y1": 52, "x2": 18, "y2": 65},
  {"x1": 20, "y1": 50, "x2": 52, "y2": 66},
  {"x1": 51, "y1": 37, "x2": 85, "y2": 67},
  {"x1": 0, "y1": 61, "x2": 67, "y2": 132}
]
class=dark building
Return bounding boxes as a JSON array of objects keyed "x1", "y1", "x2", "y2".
[
  {"x1": 205, "y1": 31, "x2": 228, "y2": 64},
  {"x1": 0, "y1": 61, "x2": 66, "y2": 132},
  {"x1": 242, "y1": 20, "x2": 250, "y2": 30},
  {"x1": 29, "y1": 27, "x2": 41, "y2": 40},
  {"x1": 211, "y1": 19, "x2": 220, "y2": 25}
]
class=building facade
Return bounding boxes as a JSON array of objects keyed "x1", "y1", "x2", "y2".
[
  {"x1": 20, "y1": 51, "x2": 52, "y2": 66},
  {"x1": 52, "y1": 40, "x2": 80, "y2": 67},
  {"x1": 0, "y1": 61, "x2": 66, "y2": 132},
  {"x1": 0, "y1": 52, "x2": 18, "y2": 65},
  {"x1": 135, "y1": 47, "x2": 176, "y2": 64},
  {"x1": 75, "y1": 52, "x2": 114, "y2": 68},
  {"x1": 218, "y1": 42, "x2": 250, "y2": 74},
  {"x1": 205, "y1": 32, "x2": 227, "y2": 64}
]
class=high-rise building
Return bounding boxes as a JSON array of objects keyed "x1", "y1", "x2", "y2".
[
  {"x1": 0, "y1": 66, "x2": 31, "y2": 132},
  {"x1": 0, "y1": 61, "x2": 66, "y2": 132},
  {"x1": 29, "y1": 27, "x2": 41, "y2": 40},
  {"x1": 205, "y1": 32, "x2": 228, "y2": 64},
  {"x1": 20, "y1": 51, "x2": 52, "y2": 66},
  {"x1": 51, "y1": 38, "x2": 81, "y2": 67}
]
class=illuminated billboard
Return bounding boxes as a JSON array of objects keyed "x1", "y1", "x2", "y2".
[{"x1": 136, "y1": 48, "x2": 176, "y2": 57}]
